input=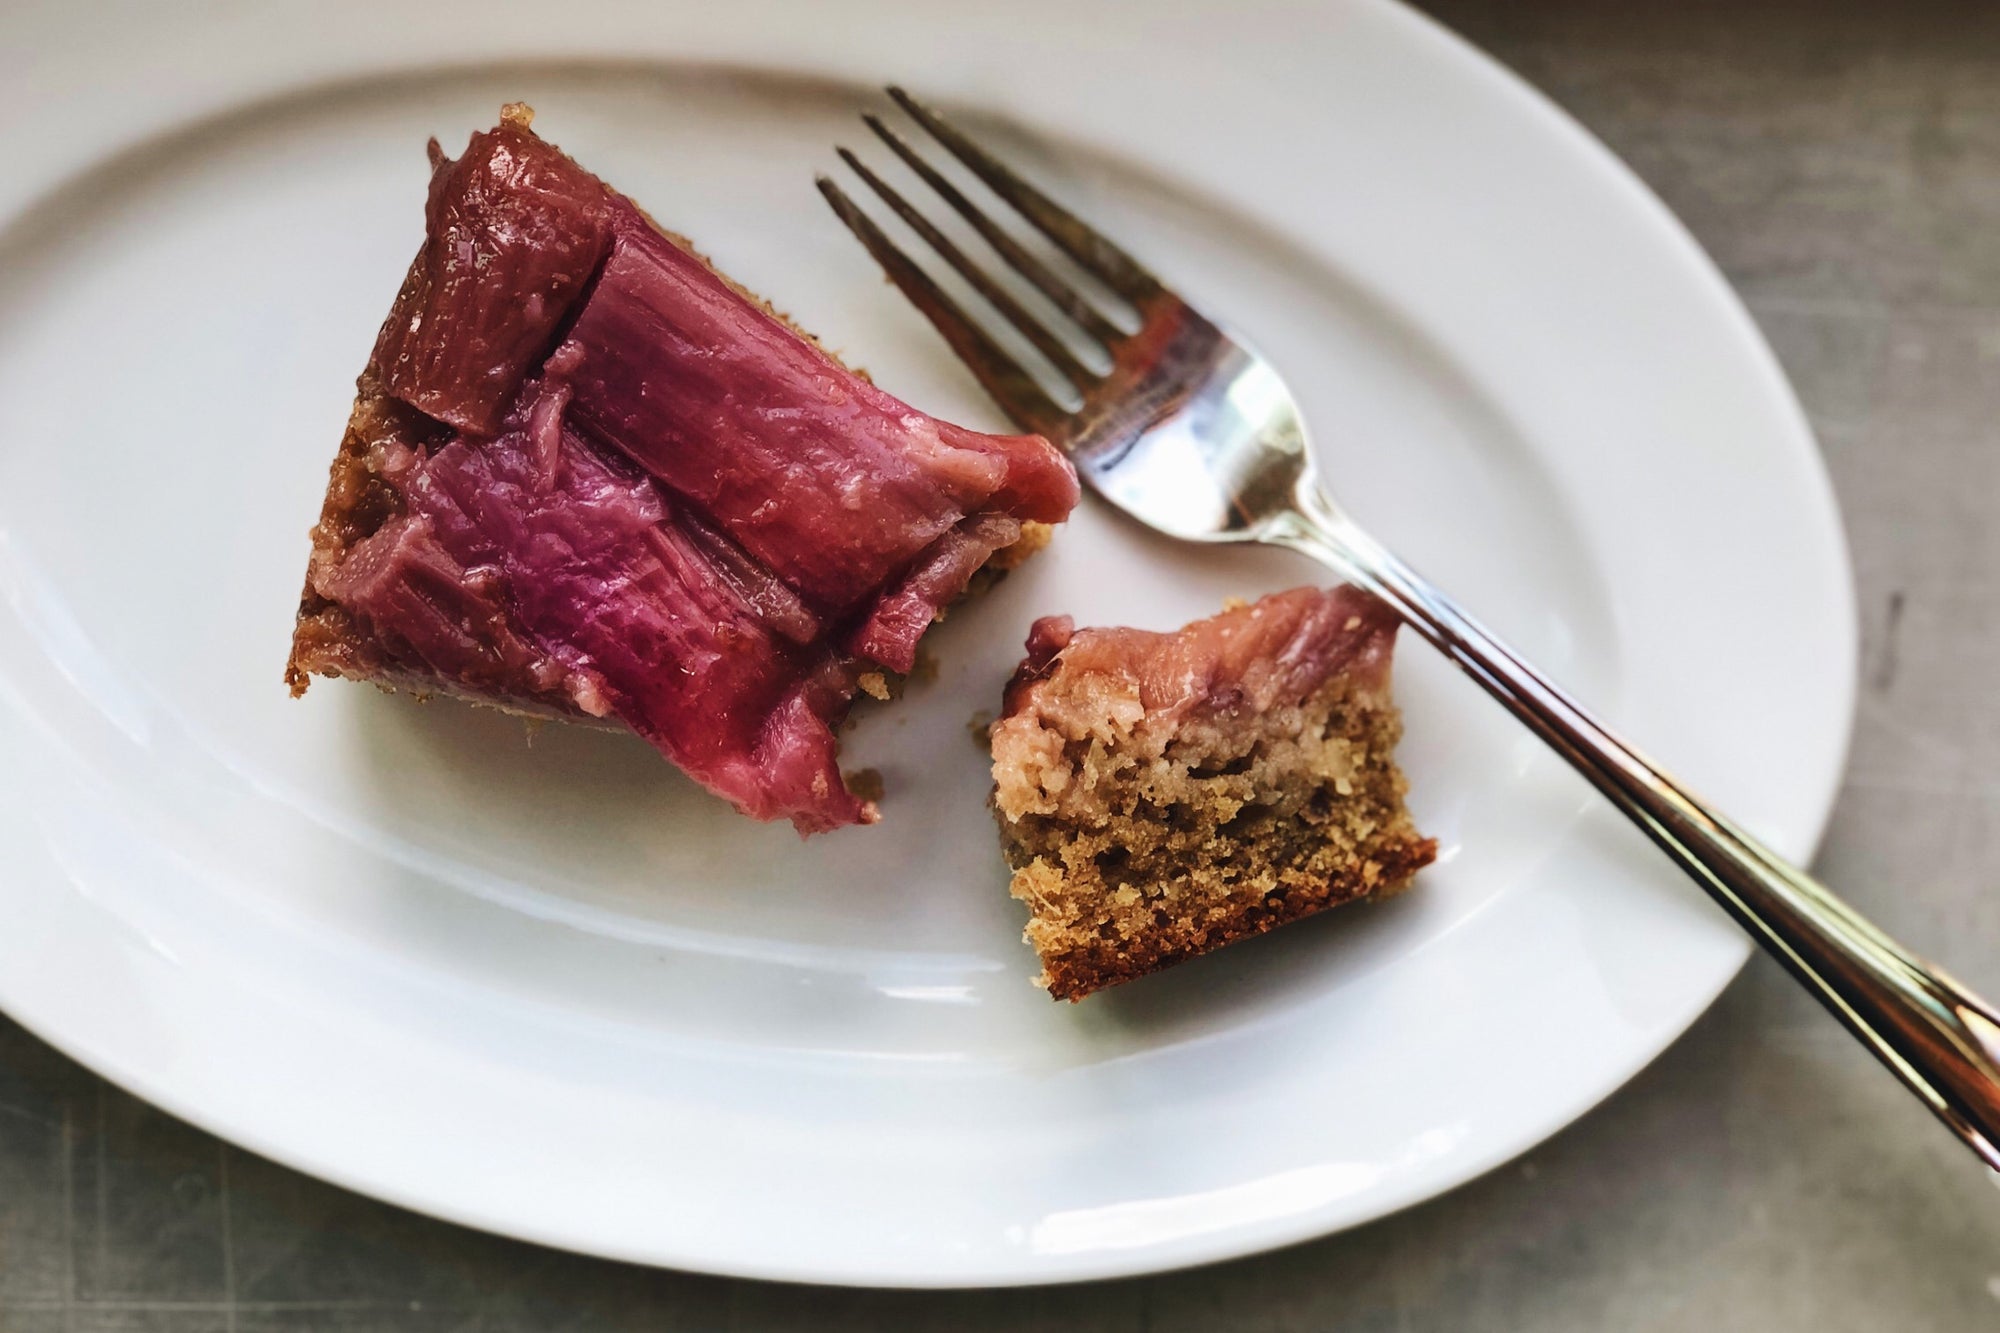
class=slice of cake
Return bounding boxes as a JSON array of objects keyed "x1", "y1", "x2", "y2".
[
  {"x1": 990, "y1": 586, "x2": 1436, "y2": 1000},
  {"x1": 287, "y1": 105, "x2": 1079, "y2": 835}
]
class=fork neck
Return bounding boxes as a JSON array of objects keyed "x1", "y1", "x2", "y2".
[{"x1": 1265, "y1": 477, "x2": 1394, "y2": 594}]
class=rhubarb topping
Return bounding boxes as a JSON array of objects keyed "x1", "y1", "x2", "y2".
[{"x1": 310, "y1": 110, "x2": 1078, "y2": 833}]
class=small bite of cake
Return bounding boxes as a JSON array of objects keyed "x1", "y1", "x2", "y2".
[{"x1": 990, "y1": 586, "x2": 1436, "y2": 1000}]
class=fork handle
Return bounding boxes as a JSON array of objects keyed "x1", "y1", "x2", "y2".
[{"x1": 1273, "y1": 479, "x2": 2000, "y2": 1170}]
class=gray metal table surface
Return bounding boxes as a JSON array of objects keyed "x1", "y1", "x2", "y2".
[{"x1": 4, "y1": 1, "x2": 1999, "y2": 1328}]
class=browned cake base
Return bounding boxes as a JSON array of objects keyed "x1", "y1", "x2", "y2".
[{"x1": 991, "y1": 589, "x2": 1437, "y2": 1000}]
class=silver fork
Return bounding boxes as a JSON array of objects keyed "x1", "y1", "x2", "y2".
[{"x1": 819, "y1": 87, "x2": 2000, "y2": 1168}]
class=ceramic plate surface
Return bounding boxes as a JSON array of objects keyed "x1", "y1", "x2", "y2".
[{"x1": 0, "y1": 0, "x2": 1853, "y2": 1286}]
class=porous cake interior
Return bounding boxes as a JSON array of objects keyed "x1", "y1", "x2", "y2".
[{"x1": 992, "y1": 591, "x2": 1435, "y2": 1000}]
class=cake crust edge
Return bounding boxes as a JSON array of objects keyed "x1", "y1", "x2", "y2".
[{"x1": 1017, "y1": 825, "x2": 1437, "y2": 1003}]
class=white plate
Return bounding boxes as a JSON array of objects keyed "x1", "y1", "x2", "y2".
[{"x1": 0, "y1": 0, "x2": 1853, "y2": 1287}]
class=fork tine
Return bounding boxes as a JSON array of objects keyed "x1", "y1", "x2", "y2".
[
  {"x1": 886, "y1": 86, "x2": 1163, "y2": 304},
  {"x1": 815, "y1": 175, "x2": 1065, "y2": 436},
  {"x1": 862, "y1": 114, "x2": 1127, "y2": 348},
  {"x1": 836, "y1": 148, "x2": 1098, "y2": 391}
]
